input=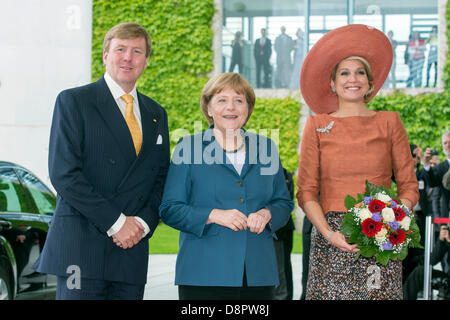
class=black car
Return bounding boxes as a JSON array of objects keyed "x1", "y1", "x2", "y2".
[{"x1": 0, "y1": 161, "x2": 56, "y2": 300}]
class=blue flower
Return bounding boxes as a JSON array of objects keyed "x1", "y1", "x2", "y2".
[
  {"x1": 389, "y1": 221, "x2": 399, "y2": 230},
  {"x1": 383, "y1": 242, "x2": 393, "y2": 250},
  {"x1": 364, "y1": 196, "x2": 373, "y2": 205},
  {"x1": 372, "y1": 212, "x2": 382, "y2": 222}
]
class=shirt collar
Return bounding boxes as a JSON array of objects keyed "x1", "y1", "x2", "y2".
[{"x1": 104, "y1": 71, "x2": 138, "y2": 102}]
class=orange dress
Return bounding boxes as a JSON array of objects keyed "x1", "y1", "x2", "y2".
[{"x1": 297, "y1": 111, "x2": 419, "y2": 214}]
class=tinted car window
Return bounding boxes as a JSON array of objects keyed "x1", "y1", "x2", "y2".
[
  {"x1": 0, "y1": 168, "x2": 26, "y2": 212},
  {"x1": 16, "y1": 169, "x2": 55, "y2": 215}
]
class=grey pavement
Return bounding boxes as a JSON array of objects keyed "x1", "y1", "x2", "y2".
[{"x1": 143, "y1": 253, "x2": 303, "y2": 300}]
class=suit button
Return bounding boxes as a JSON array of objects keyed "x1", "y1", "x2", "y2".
[
  {"x1": 239, "y1": 197, "x2": 244, "y2": 203},
  {"x1": 109, "y1": 159, "x2": 116, "y2": 165},
  {"x1": 237, "y1": 181, "x2": 243, "y2": 187}
]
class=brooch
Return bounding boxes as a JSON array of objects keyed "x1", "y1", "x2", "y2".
[{"x1": 316, "y1": 121, "x2": 334, "y2": 135}]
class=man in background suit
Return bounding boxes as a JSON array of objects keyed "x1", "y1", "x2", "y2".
[
  {"x1": 423, "y1": 132, "x2": 450, "y2": 219},
  {"x1": 33, "y1": 22, "x2": 170, "y2": 299},
  {"x1": 254, "y1": 28, "x2": 272, "y2": 88}
]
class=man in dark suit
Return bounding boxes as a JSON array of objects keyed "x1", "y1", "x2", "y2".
[
  {"x1": 254, "y1": 28, "x2": 272, "y2": 88},
  {"x1": 423, "y1": 132, "x2": 450, "y2": 219},
  {"x1": 33, "y1": 22, "x2": 170, "y2": 300}
]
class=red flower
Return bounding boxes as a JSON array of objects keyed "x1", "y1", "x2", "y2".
[
  {"x1": 389, "y1": 229, "x2": 406, "y2": 245},
  {"x1": 362, "y1": 218, "x2": 383, "y2": 238},
  {"x1": 368, "y1": 199, "x2": 386, "y2": 213},
  {"x1": 393, "y1": 207, "x2": 406, "y2": 221}
]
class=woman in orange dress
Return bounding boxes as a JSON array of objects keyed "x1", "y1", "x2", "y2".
[{"x1": 297, "y1": 24, "x2": 419, "y2": 300}]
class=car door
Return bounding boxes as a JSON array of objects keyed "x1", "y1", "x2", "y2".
[
  {"x1": 0, "y1": 167, "x2": 53, "y2": 284},
  {"x1": 14, "y1": 168, "x2": 55, "y2": 228}
]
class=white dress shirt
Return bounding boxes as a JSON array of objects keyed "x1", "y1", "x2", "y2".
[{"x1": 103, "y1": 72, "x2": 150, "y2": 238}]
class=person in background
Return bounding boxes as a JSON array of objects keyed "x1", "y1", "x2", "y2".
[
  {"x1": 426, "y1": 26, "x2": 438, "y2": 88},
  {"x1": 423, "y1": 132, "x2": 450, "y2": 219},
  {"x1": 273, "y1": 167, "x2": 295, "y2": 300},
  {"x1": 289, "y1": 28, "x2": 305, "y2": 89},
  {"x1": 274, "y1": 26, "x2": 293, "y2": 88},
  {"x1": 229, "y1": 31, "x2": 244, "y2": 74},
  {"x1": 254, "y1": 28, "x2": 272, "y2": 88},
  {"x1": 403, "y1": 224, "x2": 450, "y2": 300},
  {"x1": 386, "y1": 30, "x2": 398, "y2": 88},
  {"x1": 300, "y1": 214, "x2": 312, "y2": 300}
]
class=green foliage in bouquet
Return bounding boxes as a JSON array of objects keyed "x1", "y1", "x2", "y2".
[{"x1": 341, "y1": 181, "x2": 422, "y2": 266}]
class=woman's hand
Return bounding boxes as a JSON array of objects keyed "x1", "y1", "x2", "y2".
[
  {"x1": 329, "y1": 231, "x2": 359, "y2": 254},
  {"x1": 399, "y1": 198, "x2": 413, "y2": 212},
  {"x1": 247, "y1": 208, "x2": 271, "y2": 234},
  {"x1": 207, "y1": 209, "x2": 248, "y2": 232}
]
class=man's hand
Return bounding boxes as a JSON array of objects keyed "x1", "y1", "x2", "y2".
[
  {"x1": 16, "y1": 235, "x2": 26, "y2": 243},
  {"x1": 439, "y1": 225, "x2": 450, "y2": 242},
  {"x1": 423, "y1": 147, "x2": 433, "y2": 167},
  {"x1": 112, "y1": 217, "x2": 145, "y2": 249}
]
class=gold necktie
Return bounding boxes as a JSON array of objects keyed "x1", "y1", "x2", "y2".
[{"x1": 121, "y1": 94, "x2": 142, "y2": 155}]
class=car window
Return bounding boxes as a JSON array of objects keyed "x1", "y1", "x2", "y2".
[
  {"x1": 15, "y1": 169, "x2": 56, "y2": 215},
  {"x1": 0, "y1": 168, "x2": 27, "y2": 212}
]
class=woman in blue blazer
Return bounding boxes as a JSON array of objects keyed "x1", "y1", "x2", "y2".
[{"x1": 159, "y1": 73, "x2": 294, "y2": 299}]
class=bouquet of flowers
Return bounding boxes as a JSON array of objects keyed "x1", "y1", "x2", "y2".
[{"x1": 341, "y1": 181, "x2": 422, "y2": 265}]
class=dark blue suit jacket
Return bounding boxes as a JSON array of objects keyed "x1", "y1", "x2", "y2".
[
  {"x1": 159, "y1": 129, "x2": 293, "y2": 287},
  {"x1": 33, "y1": 76, "x2": 170, "y2": 285},
  {"x1": 424, "y1": 160, "x2": 450, "y2": 218}
]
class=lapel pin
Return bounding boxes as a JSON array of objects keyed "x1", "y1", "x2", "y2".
[{"x1": 153, "y1": 119, "x2": 157, "y2": 123}]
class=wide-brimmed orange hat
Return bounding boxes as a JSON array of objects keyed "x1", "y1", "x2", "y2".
[{"x1": 300, "y1": 24, "x2": 392, "y2": 114}]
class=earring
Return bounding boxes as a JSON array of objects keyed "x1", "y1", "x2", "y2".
[{"x1": 331, "y1": 87, "x2": 336, "y2": 93}]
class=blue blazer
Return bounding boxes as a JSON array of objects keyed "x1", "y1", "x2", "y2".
[
  {"x1": 159, "y1": 129, "x2": 293, "y2": 287},
  {"x1": 33, "y1": 76, "x2": 170, "y2": 285}
]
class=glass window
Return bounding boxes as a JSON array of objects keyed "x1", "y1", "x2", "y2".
[
  {"x1": 221, "y1": 0, "x2": 439, "y2": 90},
  {"x1": 16, "y1": 169, "x2": 55, "y2": 215},
  {"x1": 0, "y1": 168, "x2": 27, "y2": 212}
]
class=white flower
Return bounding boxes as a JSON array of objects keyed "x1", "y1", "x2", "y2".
[
  {"x1": 376, "y1": 192, "x2": 392, "y2": 203},
  {"x1": 381, "y1": 207, "x2": 395, "y2": 223},
  {"x1": 357, "y1": 208, "x2": 372, "y2": 222},
  {"x1": 398, "y1": 216, "x2": 411, "y2": 231},
  {"x1": 374, "y1": 228, "x2": 388, "y2": 244}
]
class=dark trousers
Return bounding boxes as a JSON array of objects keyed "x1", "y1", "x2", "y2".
[
  {"x1": 300, "y1": 217, "x2": 312, "y2": 300},
  {"x1": 56, "y1": 276, "x2": 145, "y2": 300},
  {"x1": 403, "y1": 265, "x2": 448, "y2": 299},
  {"x1": 229, "y1": 60, "x2": 243, "y2": 74},
  {"x1": 178, "y1": 271, "x2": 274, "y2": 300},
  {"x1": 255, "y1": 60, "x2": 271, "y2": 88}
]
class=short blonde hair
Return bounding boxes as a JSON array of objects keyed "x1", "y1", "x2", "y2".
[
  {"x1": 200, "y1": 73, "x2": 255, "y2": 126},
  {"x1": 103, "y1": 22, "x2": 152, "y2": 57},
  {"x1": 331, "y1": 56, "x2": 375, "y2": 102}
]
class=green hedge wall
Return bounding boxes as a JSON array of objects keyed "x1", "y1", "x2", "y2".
[{"x1": 92, "y1": 0, "x2": 300, "y2": 173}]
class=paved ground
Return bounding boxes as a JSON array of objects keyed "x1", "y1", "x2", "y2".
[{"x1": 143, "y1": 254, "x2": 303, "y2": 300}]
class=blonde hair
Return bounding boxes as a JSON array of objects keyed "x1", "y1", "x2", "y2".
[
  {"x1": 200, "y1": 73, "x2": 255, "y2": 126},
  {"x1": 331, "y1": 56, "x2": 375, "y2": 102},
  {"x1": 103, "y1": 22, "x2": 152, "y2": 57}
]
